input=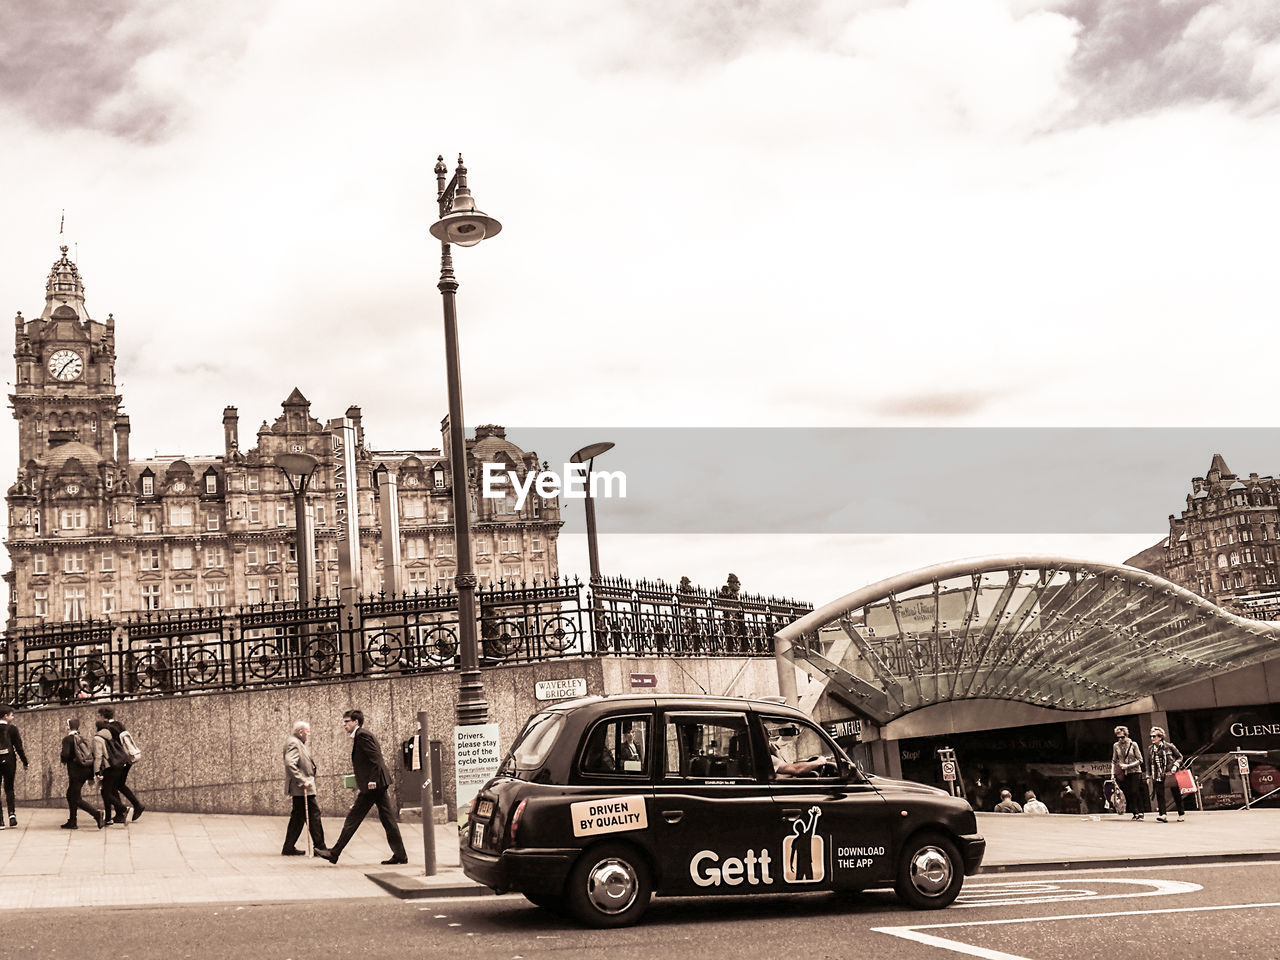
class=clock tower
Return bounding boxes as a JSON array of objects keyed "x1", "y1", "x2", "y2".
[{"x1": 6, "y1": 245, "x2": 126, "y2": 626}]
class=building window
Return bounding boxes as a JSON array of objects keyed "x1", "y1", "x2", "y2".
[
  {"x1": 64, "y1": 551, "x2": 86, "y2": 573},
  {"x1": 142, "y1": 512, "x2": 157, "y2": 533},
  {"x1": 205, "y1": 473, "x2": 218, "y2": 494},
  {"x1": 61, "y1": 508, "x2": 86, "y2": 530},
  {"x1": 32, "y1": 554, "x2": 46, "y2": 575},
  {"x1": 140, "y1": 548, "x2": 161, "y2": 571},
  {"x1": 433, "y1": 467, "x2": 445, "y2": 488},
  {"x1": 246, "y1": 546, "x2": 260, "y2": 567},
  {"x1": 100, "y1": 553, "x2": 114, "y2": 573},
  {"x1": 64, "y1": 587, "x2": 87, "y2": 621},
  {"x1": 205, "y1": 581, "x2": 226, "y2": 607},
  {"x1": 267, "y1": 577, "x2": 280, "y2": 602},
  {"x1": 408, "y1": 569, "x2": 429, "y2": 590},
  {"x1": 247, "y1": 580, "x2": 262, "y2": 604},
  {"x1": 316, "y1": 504, "x2": 327, "y2": 525},
  {"x1": 141, "y1": 584, "x2": 161, "y2": 610},
  {"x1": 205, "y1": 546, "x2": 224, "y2": 569},
  {"x1": 438, "y1": 505, "x2": 449, "y2": 522},
  {"x1": 249, "y1": 503, "x2": 261, "y2": 524},
  {"x1": 101, "y1": 586, "x2": 115, "y2": 615},
  {"x1": 142, "y1": 475, "x2": 154, "y2": 496},
  {"x1": 500, "y1": 535, "x2": 517, "y2": 554},
  {"x1": 531, "y1": 538, "x2": 543, "y2": 554},
  {"x1": 267, "y1": 544, "x2": 279, "y2": 564},
  {"x1": 502, "y1": 564, "x2": 521, "y2": 581},
  {"x1": 437, "y1": 539, "x2": 453, "y2": 559},
  {"x1": 437, "y1": 570, "x2": 454, "y2": 589},
  {"x1": 288, "y1": 543, "x2": 297, "y2": 563},
  {"x1": 173, "y1": 547, "x2": 193, "y2": 569},
  {"x1": 276, "y1": 504, "x2": 287, "y2": 526},
  {"x1": 406, "y1": 537, "x2": 427, "y2": 559},
  {"x1": 173, "y1": 582, "x2": 194, "y2": 608},
  {"x1": 206, "y1": 512, "x2": 220, "y2": 531},
  {"x1": 33, "y1": 509, "x2": 40, "y2": 535},
  {"x1": 170, "y1": 505, "x2": 194, "y2": 526},
  {"x1": 34, "y1": 589, "x2": 49, "y2": 617},
  {"x1": 248, "y1": 474, "x2": 259, "y2": 492},
  {"x1": 105, "y1": 473, "x2": 113, "y2": 490},
  {"x1": 403, "y1": 498, "x2": 425, "y2": 520}
]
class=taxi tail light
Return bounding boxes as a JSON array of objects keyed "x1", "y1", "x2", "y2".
[{"x1": 508, "y1": 799, "x2": 528, "y2": 846}]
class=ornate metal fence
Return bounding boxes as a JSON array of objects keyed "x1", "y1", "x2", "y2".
[{"x1": 0, "y1": 576, "x2": 811, "y2": 708}]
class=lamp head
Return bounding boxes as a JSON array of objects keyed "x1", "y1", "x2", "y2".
[
  {"x1": 429, "y1": 207, "x2": 502, "y2": 247},
  {"x1": 570, "y1": 441, "x2": 615, "y2": 464},
  {"x1": 275, "y1": 452, "x2": 318, "y2": 478}
]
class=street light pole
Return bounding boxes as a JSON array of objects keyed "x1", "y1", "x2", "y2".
[
  {"x1": 429, "y1": 155, "x2": 502, "y2": 726},
  {"x1": 570, "y1": 442, "x2": 615, "y2": 584},
  {"x1": 275, "y1": 452, "x2": 318, "y2": 675}
]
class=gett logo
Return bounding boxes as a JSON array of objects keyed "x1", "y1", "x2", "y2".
[{"x1": 689, "y1": 849, "x2": 775, "y2": 887}]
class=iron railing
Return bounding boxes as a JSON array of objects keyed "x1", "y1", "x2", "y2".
[{"x1": 0, "y1": 576, "x2": 811, "y2": 708}]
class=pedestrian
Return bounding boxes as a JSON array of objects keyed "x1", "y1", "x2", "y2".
[
  {"x1": 59, "y1": 717, "x2": 104, "y2": 829},
  {"x1": 1022, "y1": 790, "x2": 1049, "y2": 814},
  {"x1": 282, "y1": 721, "x2": 328, "y2": 857},
  {"x1": 0, "y1": 704, "x2": 28, "y2": 829},
  {"x1": 994, "y1": 789, "x2": 1022, "y2": 813},
  {"x1": 97, "y1": 706, "x2": 144, "y2": 822},
  {"x1": 1111, "y1": 725, "x2": 1148, "y2": 821},
  {"x1": 318, "y1": 710, "x2": 407, "y2": 865},
  {"x1": 1147, "y1": 726, "x2": 1186, "y2": 823},
  {"x1": 92, "y1": 719, "x2": 130, "y2": 824}
]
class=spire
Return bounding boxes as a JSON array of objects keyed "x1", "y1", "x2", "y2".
[
  {"x1": 39, "y1": 244, "x2": 89, "y2": 322},
  {"x1": 1207, "y1": 453, "x2": 1232, "y2": 480}
]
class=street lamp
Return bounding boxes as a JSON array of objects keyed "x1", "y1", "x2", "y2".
[
  {"x1": 570, "y1": 442, "x2": 615, "y2": 584},
  {"x1": 429, "y1": 154, "x2": 502, "y2": 726},
  {"x1": 275, "y1": 451, "x2": 318, "y2": 674}
]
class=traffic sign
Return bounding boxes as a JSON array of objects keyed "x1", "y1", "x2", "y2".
[{"x1": 941, "y1": 760, "x2": 957, "y2": 782}]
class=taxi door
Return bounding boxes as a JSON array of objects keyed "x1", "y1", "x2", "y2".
[
  {"x1": 649, "y1": 710, "x2": 781, "y2": 895},
  {"x1": 758, "y1": 714, "x2": 894, "y2": 891}
]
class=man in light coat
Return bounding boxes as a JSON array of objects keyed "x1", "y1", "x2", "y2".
[{"x1": 282, "y1": 721, "x2": 327, "y2": 856}]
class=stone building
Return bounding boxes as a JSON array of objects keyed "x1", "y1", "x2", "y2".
[
  {"x1": 1138, "y1": 454, "x2": 1280, "y2": 615},
  {"x1": 4, "y1": 246, "x2": 561, "y2": 628}
]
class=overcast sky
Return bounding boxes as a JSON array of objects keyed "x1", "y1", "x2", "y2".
[{"x1": 3, "y1": 0, "x2": 1279, "y2": 607}]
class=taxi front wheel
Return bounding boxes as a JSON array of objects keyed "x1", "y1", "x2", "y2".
[
  {"x1": 894, "y1": 832, "x2": 963, "y2": 909},
  {"x1": 566, "y1": 842, "x2": 653, "y2": 928}
]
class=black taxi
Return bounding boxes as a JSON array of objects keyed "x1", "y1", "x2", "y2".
[{"x1": 460, "y1": 694, "x2": 985, "y2": 927}]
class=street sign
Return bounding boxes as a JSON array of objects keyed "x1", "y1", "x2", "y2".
[
  {"x1": 941, "y1": 760, "x2": 957, "y2": 782},
  {"x1": 454, "y1": 723, "x2": 502, "y2": 818},
  {"x1": 1239, "y1": 755, "x2": 1251, "y2": 774},
  {"x1": 821, "y1": 718, "x2": 863, "y2": 741},
  {"x1": 630, "y1": 673, "x2": 657, "y2": 688},
  {"x1": 535, "y1": 678, "x2": 587, "y2": 701}
]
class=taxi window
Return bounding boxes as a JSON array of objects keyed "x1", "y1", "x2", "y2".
[
  {"x1": 761, "y1": 715, "x2": 839, "y2": 778},
  {"x1": 579, "y1": 715, "x2": 651, "y2": 778},
  {"x1": 663, "y1": 714, "x2": 755, "y2": 780},
  {"x1": 504, "y1": 712, "x2": 564, "y2": 775}
]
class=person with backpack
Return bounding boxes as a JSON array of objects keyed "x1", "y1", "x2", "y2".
[
  {"x1": 0, "y1": 704, "x2": 28, "y2": 829},
  {"x1": 92, "y1": 719, "x2": 130, "y2": 824},
  {"x1": 60, "y1": 717, "x2": 104, "y2": 829},
  {"x1": 97, "y1": 707, "x2": 144, "y2": 822}
]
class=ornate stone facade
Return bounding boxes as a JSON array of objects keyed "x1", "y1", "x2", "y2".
[{"x1": 5, "y1": 247, "x2": 561, "y2": 627}]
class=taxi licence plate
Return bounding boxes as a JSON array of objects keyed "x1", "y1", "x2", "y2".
[
  {"x1": 477, "y1": 799, "x2": 494, "y2": 818},
  {"x1": 472, "y1": 821, "x2": 485, "y2": 848}
]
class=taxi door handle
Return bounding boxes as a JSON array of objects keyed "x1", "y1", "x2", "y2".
[
  {"x1": 781, "y1": 808, "x2": 803, "y2": 820},
  {"x1": 662, "y1": 810, "x2": 684, "y2": 824}
]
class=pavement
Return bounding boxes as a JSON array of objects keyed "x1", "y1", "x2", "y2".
[{"x1": 1, "y1": 805, "x2": 1279, "y2": 911}]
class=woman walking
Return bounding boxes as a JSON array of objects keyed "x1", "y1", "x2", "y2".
[
  {"x1": 1111, "y1": 725, "x2": 1148, "y2": 820},
  {"x1": 59, "y1": 717, "x2": 104, "y2": 829},
  {"x1": 1147, "y1": 726, "x2": 1186, "y2": 823},
  {"x1": 92, "y1": 720, "x2": 128, "y2": 824}
]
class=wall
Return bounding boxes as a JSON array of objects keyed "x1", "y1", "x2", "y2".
[{"x1": 8, "y1": 655, "x2": 781, "y2": 818}]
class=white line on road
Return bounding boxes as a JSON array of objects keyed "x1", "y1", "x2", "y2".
[
  {"x1": 874, "y1": 900, "x2": 1280, "y2": 960},
  {"x1": 955, "y1": 876, "x2": 1201, "y2": 908}
]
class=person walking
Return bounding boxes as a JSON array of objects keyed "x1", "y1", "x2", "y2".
[
  {"x1": 1147, "y1": 726, "x2": 1187, "y2": 823},
  {"x1": 282, "y1": 721, "x2": 328, "y2": 857},
  {"x1": 92, "y1": 719, "x2": 130, "y2": 824},
  {"x1": 0, "y1": 704, "x2": 28, "y2": 829},
  {"x1": 318, "y1": 710, "x2": 407, "y2": 866},
  {"x1": 1111, "y1": 725, "x2": 1148, "y2": 820},
  {"x1": 97, "y1": 707, "x2": 144, "y2": 822},
  {"x1": 59, "y1": 717, "x2": 104, "y2": 829}
]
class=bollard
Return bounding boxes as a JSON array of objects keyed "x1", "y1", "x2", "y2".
[{"x1": 419, "y1": 710, "x2": 437, "y2": 876}]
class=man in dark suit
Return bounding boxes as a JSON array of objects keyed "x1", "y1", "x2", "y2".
[{"x1": 318, "y1": 710, "x2": 407, "y2": 865}]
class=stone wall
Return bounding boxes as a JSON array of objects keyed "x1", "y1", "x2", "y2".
[{"x1": 7, "y1": 655, "x2": 782, "y2": 818}]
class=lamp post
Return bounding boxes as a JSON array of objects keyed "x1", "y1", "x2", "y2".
[
  {"x1": 429, "y1": 154, "x2": 502, "y2": 726},
  {"x1": 275, "y1": 452, "x2": 318, "y2": 674},
  {"x1": 570, "y1": 442, "x2": 615, "y2": 584}
]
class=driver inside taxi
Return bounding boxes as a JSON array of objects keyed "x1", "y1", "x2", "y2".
[{"x1": 768, "y1": 735, "x2": 832, "y2": 777}]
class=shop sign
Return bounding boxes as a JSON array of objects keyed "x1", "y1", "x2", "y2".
[
  {"x1": 1251, "y1": 764, "x2": 1280, "y2": 797},
  {"x1": 535, "y1": 678, "x2": 587, "y2": 701},
  {"x1": 822, "y1": 719, "x2": 863, "y2": 740}
]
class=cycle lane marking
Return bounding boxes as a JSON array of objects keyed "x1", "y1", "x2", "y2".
[{"x1": 954, "y1": 876, "x2": 1201, "y2": 908}]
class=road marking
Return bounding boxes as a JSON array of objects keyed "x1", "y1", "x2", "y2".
[
  {"x1": 874, "y1": 900, "x2": 1280, "y2": 959},
  {"x1": 955, "y1": 877, "x2": 1201, "y2": 908}
]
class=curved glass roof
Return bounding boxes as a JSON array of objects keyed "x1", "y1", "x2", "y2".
[{"x1": 774, "y1": 555, "x2": 1280, "y2": 724}]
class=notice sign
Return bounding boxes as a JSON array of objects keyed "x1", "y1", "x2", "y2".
[
  {"x1": 941, "y1": 760, "x2": 957, "y2": 782},
  {"x1": 454, "y1": 723, "x2": 503, "y2": 817},
  {"x1": 630, "y1": 673, "x2": 657, "y2": 689},
  {"x1": 535, "y1": 678, "x2": 587, "y2": 701},
  {"x1": 570, "y1": 795, "x2": 648, "y2": 837}
]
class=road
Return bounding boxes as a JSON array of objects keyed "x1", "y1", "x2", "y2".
[{"x1": 2, "y1": 862, "x2": 1277, "y2": 960}]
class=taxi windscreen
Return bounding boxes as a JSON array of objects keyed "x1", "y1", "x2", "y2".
[{"x1": 499, "y1": 712, "x2": 565, "y2": 778}]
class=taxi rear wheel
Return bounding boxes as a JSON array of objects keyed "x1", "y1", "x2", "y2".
[
  {"x1": 565, "y1": 842, "x2": 652, "y2": 928},
  {"x1": 894, "y1": 832, "x2": 963, "y2": 909}
]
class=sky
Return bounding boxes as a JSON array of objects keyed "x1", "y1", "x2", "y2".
[{"x1": 3, "y1": 0, "x2": 1280, "y2": 609}]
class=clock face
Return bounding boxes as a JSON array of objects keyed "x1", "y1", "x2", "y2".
[
  {"x1": 48, "y1": 349, "x2": 83, "y2": 381},
  {"x1": 65, "y1": 483, "x2": 80, "y2": 495},
  {"x1": 172, "y1": 481, "x2": 187, "y2": 494}
]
